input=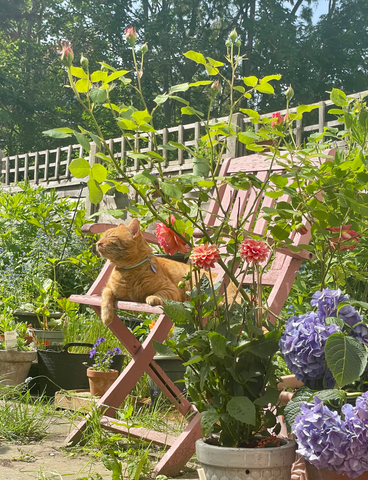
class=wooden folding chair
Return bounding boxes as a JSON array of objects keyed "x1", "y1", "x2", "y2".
[{"x1": 65, "y1": 151, "x2": 334, "y2": 476}]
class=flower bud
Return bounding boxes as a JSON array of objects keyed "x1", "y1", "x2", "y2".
[
  {"x1": 225, "y1": 39, "x2": 231, "y2": 47},
  {"x1": 125, "y1": 27, "x2": 137, "y2": 48},
  {"x1": 80, "y1": 53, "x2": 88, "y2": 70},
  {"x1": 229, "y1": 29, "x2": 238, "y2": 44},
  {"x1": 141, "y1": 43, "x2": 148, "y2": 55},
  {"x1": 235, "y1": 39, "x2": 241, "y2": 48},
  {"x1": 285, "y1": 85, "x2": 294, "y2": 101},
  {"x1": 61, "y1": 41, "x2": 74, "y2": 68},
  {"x1": 295, "y1": 223, "x2": 308, "y2": 235},
  {"x1": 178, "y1": 280, "x2": 186, "y2": 289},
  {"x1": 210, "y1": 80, "x2": 221, "y2": 97}
]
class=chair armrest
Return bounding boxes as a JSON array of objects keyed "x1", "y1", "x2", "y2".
[{"x1": 81, "y1": 223, "x2": 118, "y2": 234}]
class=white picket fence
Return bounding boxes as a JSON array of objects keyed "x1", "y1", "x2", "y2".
[{"x1": 1, "y1": 90, "x2": 367, "y2": 190}]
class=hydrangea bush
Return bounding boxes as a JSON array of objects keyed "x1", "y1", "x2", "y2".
[
  {"x1": 293, "y1": 394, "x2": 368, "y2": 478},
  {"x1": 280, "y1": 288, "x2": 368, "y2": 389}
]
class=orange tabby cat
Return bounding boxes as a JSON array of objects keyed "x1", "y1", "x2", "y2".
[{"x1": 97, "y1": 219, "x2": 192, "y2": 325}]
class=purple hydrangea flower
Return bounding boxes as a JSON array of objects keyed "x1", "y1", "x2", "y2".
[
  {"x1": 279, "y1": 312, "x2": 340, "y2": 386},
  {"x1": 294, "y1": 397, "x2": 352, "y2": 473}
]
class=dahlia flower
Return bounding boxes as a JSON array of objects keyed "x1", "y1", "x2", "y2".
[
  {"x1": 190, "y1": 243, "x2": 220, "y2": 270},
  {"x1": 238, "y1": 239, "x2": 270, "y2": 264}
]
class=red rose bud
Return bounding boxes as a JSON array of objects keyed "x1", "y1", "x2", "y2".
[
  {"x1": 295, "y1": 223, "x2": 308, "y2": 235},
  {"x1": 271, "y1": 112, "x2": 283, "y2": 126},
  {"x1": 61, "y1": 41, "x2": 74, "y2": 67},
  {"x1": 125, "y1": 27, "x2": 137, "y2": 47},
  {"x1": 285, "y1": 85, "x2": 294, "y2": 101},
  {"x1": 141, "y1": 43, "x2": 148, "y2": 55},
  {"x1": 210, "y1": 80, "x2": 221, "y2": 97},
  {"x1": 229, "y1": 29, "x2": 238, "y2": 44}
]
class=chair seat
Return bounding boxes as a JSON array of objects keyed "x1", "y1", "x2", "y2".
[{"x1": 69, "y1": 294, "x2": 164, "y2": 314}]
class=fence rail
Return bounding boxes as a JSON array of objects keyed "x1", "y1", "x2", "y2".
[{"x1": 1, "y1": 90, "x2": 367, "y2": 188}]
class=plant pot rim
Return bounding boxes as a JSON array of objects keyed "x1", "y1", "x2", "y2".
[
  {"x1": 87, "y1": 367, "x2": 119, "y2": 373},
  {"x1": 153, "y1": 355, "x2": 182, "y2": 361},
  {"x1": 196, "y1": 437, "x2": 296, "y2": 468}
]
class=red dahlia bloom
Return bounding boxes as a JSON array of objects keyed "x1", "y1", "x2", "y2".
[
  {"x1": 238, "y1": 239, "x2": 270, "y2": 264},
  {"x1": 190, "y1": 243, "x2": 220, "y2": 270},
  {"x1": 155, "y1": 215, "x2": 187, "y2": 256},
  {"x1": 325, "y1": 225, "x2": 360, "y2": 251}
]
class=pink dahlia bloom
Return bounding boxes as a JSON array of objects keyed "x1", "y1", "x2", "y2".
[
  {"x1": 325, "y1": 225, "x2": 360, "y2": 251},
  {"x1": 155, "y1": 216, "x2": 187, "y2": 256},
  {"x1": 238, "y1": 239, "x2": 270, "y2": 264},
  {"x1": 190, "y1": 243, "x2": 220, "y2": 270}
]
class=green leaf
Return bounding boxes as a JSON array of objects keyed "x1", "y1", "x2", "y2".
[
  {"x1": 189, "y1": 81, "x2": 212, "y2": 87},
  {"x1": 243, "y1": 76, "x2": 258, "y2": 87},
  {"x1": 201, "y1": 410, "x2": 220, "y2": 435},
  {"x1": 330, "y1": 88, "x2": 348, "y2": 107},
  {"x1": 133, "y1": 171, "x2": 157, "y2": 185},
  {"x1": 284, "y1": 387, "x2": 313, "y2": 431},
  {"x1": 160, "y1": 182, "x2": 183, "y2": 199},
  {"x1": 253, "y1": 387, "x2": 280, "y2": 407},
  {"x1": 170, "y1": 96, "x2": 189, "y2": 105},
  {"x1": 270, "y1": 223, "x2": 290, "y2": 241},
  {"x1": 132, "y1": 109, "x2": 152, "y2": 125},
  {"x1": 296, "y1": 104, "x2": 320, "y2": 115},
  {"x1": 170, "y1": 83, "x2": 189, "y2": 93},
  {"x1": 70, "y1": 66, "x2": 88, "y2": 78},
  {"x1": 89, "y1": 133, "x2": 102, "y2": 149},
  {"x1": 42, "y1": 128, "x2": 72, "y2": 139},
  {"x1": 115, "y1": 184, "x2": 129, "y2": 194},
  {"x1": 163, "y1": 303, "x2": 192, "y2": 324},
  {"x1": 238, "y1": 132, "x2": 259, "y2": 145},
  {"x1": 206, "y1": 57, "x2": 224, "y2": 67},
  {"x1": 183, "y1": 51, "x2": 206, "y2": 65},
  {"x1": 234, "y1": 86, "x2": 245, "y2": 93},
  {"x1": 238, "y1": 331, "x2": 281, "y2": 358},
  {"x1": 87, "y1": 178, "x2": 103, "y2": 205},
  {"x1": 90, "y1": 70, "x2": 108, "y2": 83},
  {"x1": 209, "y1": 332, "x2": 227, "y2": 358},
  {"x1": 260, "y1": 75, "x2": 281, "y2": 83},
  {"x1": 239, "y1": 108, "x2": 260, "y2": 120},
  {"x1": 91, "y1": 163, "x2": 107, "y2": 182},
  {"x1": 74, "y1": 131, "x2": 91, "y2": 152},
  {"x1": 75, "y1": 78, "x2": 92, "y2": 93},
  {"x1": 181, "y1": 106, "x2": 204, "y2": 117},
  {"x1": 89, "y1": 88, "x2": 108, "y2": 103},
  {"x1": 152, "y1": 339, "x2": 175, "y2": 356},
  {"x1": 255, "y1": 83, "x2": 274, "y2": 94},
  {"x1": 69, "y1": 158, "x2": 90, "y2": 178},
  {"x1": 183, "y1": 355, "x2": 202, "y2": 366},
  {"x1": 106, "y1": 70, "x2": 130, "y2": 83},
  {"x1": 270, "y1": 174, "x2": 288, "y2": 188},
  {"x1": 325, "y1": 317, "x2": 345, "y2": 329},
  {"x1": 226, "y1": 397, "x2": 256, "y2": 425},
  {"x1": 325, "y1": 333, "x2": 368, "y2": 387},
  {"x1": 154, "y1": 94, "x2": 169, "y2": 105}
]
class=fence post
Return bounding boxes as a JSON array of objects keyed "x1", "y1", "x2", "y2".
[
  {"x1": 226, "y1": 113, "x2": 243, "y2": 158},
  {"x1": 0, "y1": 150, "x2": 4, "y2": 183}
]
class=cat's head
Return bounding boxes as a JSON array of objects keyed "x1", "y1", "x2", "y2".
[{"x1": 96, "y1": 219, "x2": 151, "y2": 265}]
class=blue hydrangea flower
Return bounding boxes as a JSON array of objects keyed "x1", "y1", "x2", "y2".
[
  {"x1": 279, "y1": 312, "x2": 340, "y2": 386},
  {"x1": 293, "y1": 397, "x2": 352, "y2": 473}
]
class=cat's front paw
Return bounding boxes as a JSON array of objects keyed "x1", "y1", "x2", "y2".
[{"x1": 146, "y1": 295, "x2": 164, "y2": 306}]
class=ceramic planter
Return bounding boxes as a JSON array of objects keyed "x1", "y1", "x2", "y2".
[
  {"x1": 196, "y1": 437, "x2": 297, "y2": 480},
  {"x1": 87, "y1": 367, "x2": 119, "y2": 396},
  {"x1": 34, "y1": 329, "x2": 64, "y2": 349},
  {"x1": 305, "y1": 462, "x2": 368, "y2": 480},
  {"x1": 0, "y1": 350, "x2": 37, "y2": 386}
]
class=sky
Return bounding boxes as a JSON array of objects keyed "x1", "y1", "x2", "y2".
[{"x1": 312, "y1": 0, "x2": 329, "y2": 23}]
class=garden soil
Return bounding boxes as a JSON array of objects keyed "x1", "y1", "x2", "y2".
[{"x1": 0, "y1": 417, "x2": 199, "y2": 480}]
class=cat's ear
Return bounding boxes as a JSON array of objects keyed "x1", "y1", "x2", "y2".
[{"x1": 128, "y1": 218, "x2": 141, "y2": 239}]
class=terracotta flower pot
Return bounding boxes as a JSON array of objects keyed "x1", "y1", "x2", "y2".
[
  {"x1": 305, "y1": 462, "x2": 368, "y2": 480},
  {"x1": 86, "y1": 367, "x2": 119, "y2": 396}
]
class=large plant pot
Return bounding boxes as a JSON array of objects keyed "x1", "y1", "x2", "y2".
[
  {"x1": 87, "y1": 368, "x2": 119, "y2": 396},
  {"x1": 149, "y1": 355, "x2": 186, "y2": 402},
  {"x1": 305, "y1": 462, "x2": 368, "y2": 480},
  {"x1": 34, "y1": 329, "x2": 64, "y2": 350},
  {"x1": 37, "y1": 343, "x2": 125, "y2": 397},
  {"x1": 0, "y1": 350, "x2": 37, "y2": 386},
  {"x1": 196, "y1": 438, "x2": 297, "y2": 480},
  {"x1": 14, "y1": 310, "x2": 63, "y2": 328}
]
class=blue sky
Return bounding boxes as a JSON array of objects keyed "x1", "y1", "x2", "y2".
[{"x1": 312, "y1": 0, "x2": 329, "y2": 23}]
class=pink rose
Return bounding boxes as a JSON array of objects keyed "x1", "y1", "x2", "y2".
[
  {"x1": 325, "y1": 225, "x2": 360, "y2": 251},
  {"x1": 155, "y1": 216, "x2": 187, "y2": 256},
  {"x1": 271, "y1": 112, "x2": 283, "y2": 126},
  {"x1": 61, "y1": 41, "x2": 74, "y2": 67},
  {"x1": 125, "y1": 27, "x2": 137, "y2": 47}
]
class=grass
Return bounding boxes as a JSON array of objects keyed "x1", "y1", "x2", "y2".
[{"x1": 0, "y1": 381, "x2": 59, "y2": 442}]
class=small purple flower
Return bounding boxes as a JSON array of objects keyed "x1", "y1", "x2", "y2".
[{"x1": 279, "y1": 312, "x2": 340, "y2": 386}]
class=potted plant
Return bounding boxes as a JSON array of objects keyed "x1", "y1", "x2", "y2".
[
  {"x1": 87, "y1": 337, "x2": 124, "y2": 396},
  {"x1": 280, "y1": 288, "x2": 368, "y2": 479},
  {"x1": 153, "y1": 240, "x2": 296, "y2": 479},
  {"x1": 0, "y1": 315, "x2": 36, "y2": 386}
]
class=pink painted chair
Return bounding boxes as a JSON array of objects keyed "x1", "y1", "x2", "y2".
[{"x1": 65, "y1": 151, "x2": 334, "y2": 477}]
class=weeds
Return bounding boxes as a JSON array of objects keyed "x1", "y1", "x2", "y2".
[{"x1": 0, "y1": 381, "x2": 57, "y2": 442}]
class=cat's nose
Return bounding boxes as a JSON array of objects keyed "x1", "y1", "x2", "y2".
[{"x1": 97, "y1": 240, "x2": 104, "y2": 248}]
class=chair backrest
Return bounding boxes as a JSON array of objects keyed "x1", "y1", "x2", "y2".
[{"x1": 204, "y1": 151, "x2": 334, "y2": 320}]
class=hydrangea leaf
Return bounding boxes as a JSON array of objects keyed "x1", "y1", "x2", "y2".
[
  {"x1": 226, "y1": 396, "x2": 256, "y2": 425},
  {"x1": 284, "y1": 387, "x2": 314, "y2": 432},
  {"x1": 325, "y1": 333, "x2": 367, "y2": 387}
]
